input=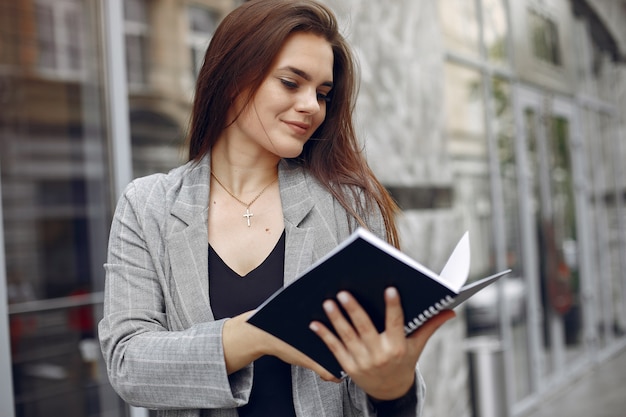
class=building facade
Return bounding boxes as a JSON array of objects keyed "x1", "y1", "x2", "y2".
[{"x1": 0, "y1": 0, "x2": 624, "y2": 416}]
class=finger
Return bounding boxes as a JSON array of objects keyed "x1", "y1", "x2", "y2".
[
  {"x1": 270, "y1": 327, "x2": 340, "y2": 382},
  {"x1": 299, "y1": 354, "x2": 341, "y2": 383},
  {"x1": 309, "y1": 319, "x2": 357, "y2": 372},
  {"x1": 323, "y1": 297, "x2": 369, "y2": 348},
  {"x1": 383, "y1": 287, "x2": 407, "y2": 339},
  {"x1": 302, "y1": 356, "x2": 341, "y2": 383},
  {"x1": 335, "y1": 291, "x2": 379, "y2": 342}
]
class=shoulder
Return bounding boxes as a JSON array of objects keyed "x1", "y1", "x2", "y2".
[
  {"x1": 280, "y1": 160, "x2": 386, "y2": 241},
  {"x1": 114, "y1": 159, "x2": 209, "y2": 231},
  {"x1": 127, "y1": 160, "x2": 198, "y2": 195},
  {"x1": 121, "y1": 159, "x2": 206, "y2": 208}
]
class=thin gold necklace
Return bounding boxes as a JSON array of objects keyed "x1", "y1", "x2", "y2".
[{"x1": 210, "y1": 171, "x2": 278, "y2": 227}]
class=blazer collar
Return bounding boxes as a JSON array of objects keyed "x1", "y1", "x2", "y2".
[
  {"x1": 170, "y1": 155, "x2": 211, "y2": 227},
  {"x1": 278, "y1": 159, "x2": 315, "y2": 227},
  {"x1": 170, "y1": 156, "x2": 316, "y2": 228}
]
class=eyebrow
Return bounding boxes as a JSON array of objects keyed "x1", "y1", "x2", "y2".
[{"x1": 281, "y1": 66, "x2": 334, "y2": 88}]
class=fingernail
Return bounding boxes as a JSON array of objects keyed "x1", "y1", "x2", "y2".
[
  {"x1": 309, "y1": 322, "x2": 319, "y2": 332},
  {"x1": 337, "y1": 292, "x2": 350, "y2": 304},
  {"x1": 386, "y1": 287, "x2": 398, "y2": 298},
  {"x1": 323, "y1": 300, "x2": 335, "y2": 313}
]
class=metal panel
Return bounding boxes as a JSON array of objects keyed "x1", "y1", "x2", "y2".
[
  {"x1": 103, "y1": 0, "x2": 133, "y2": 201},
  {"x1": 101, "y1": 1, "x2": 142, "y2": 416},
  {"x1": 0, "y1": 159, "x2": 16, "y2": 417},
  {"x1": 512, "y1": 85, "x2": 545, "y2": 394}
]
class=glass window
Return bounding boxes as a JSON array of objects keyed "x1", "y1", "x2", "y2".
[
  {"x1": 129, "y1": 110, "x2": 185, "y2": 178},
  {"x1": 598, "y1": 112, "x2": 626, "y2": 336},
  {"x1": 125, "y1": 0, "x2": 148, "y2": 22},
  {"x1": 573, "y1": 11, "x2": 619, "y2": 102},
  {"x1": 528, "y1": 8, "x2": 562, "y2": 66},
  {"x1": 35, "y1": 4, "x2": 57, "y2": 70},
  {"x1": 582, "y1": 108, "x2": 609, "y2": 348},
  {"x1": 491, "y1": 78, "x2": 532, "y2": 400},
  {"x1": 438, "y1": 0, "x2": 481, "y2": 58},
  {"x1": 444, "y1": 64, "x2": 486, "y2": 160},
  {"x1": 125, "y1": 0, "x2": 187, "y2": 179},
  {"x1": 35, "y1": 0, "x2": 86, "y2": 79},
  {"x1": 482, "y1": 0, "x2": 510, "y2": 65},
  {"x1": 0, "y1": 1, "x2": 125, "y2": 415},
  {"x1": 124, "y1": 0, "x2": 149, "y2": 87},
  {"x1": 547, "y1": 115, "x2": 583, "y2": 358},
  {"x1": 188, "y1": 5, "x2": 220, "y2": 78},
  {"x1": 443, "y1": 64, "x2": 498, "y2": 332}
]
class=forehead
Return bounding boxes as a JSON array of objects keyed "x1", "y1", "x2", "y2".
[{"x1": 272, "y1": 32, "x2": 334, "y2": 81}]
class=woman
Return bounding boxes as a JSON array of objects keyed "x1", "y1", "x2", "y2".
[{"x1": 98, "y1": 0, "x2": 454, "y2": 416}]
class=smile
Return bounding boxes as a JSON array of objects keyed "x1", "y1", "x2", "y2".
[{"x1": 284, "y1": 121, "x2": 310, "y2": 135}]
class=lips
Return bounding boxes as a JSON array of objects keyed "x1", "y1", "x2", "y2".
[{"x1": 284, "y1": 120, "x2": 311, "y2": 135}]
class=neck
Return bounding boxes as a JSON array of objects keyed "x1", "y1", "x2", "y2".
[{"x1": 210, "y1": 142, "x2": 279, "y2": 196}]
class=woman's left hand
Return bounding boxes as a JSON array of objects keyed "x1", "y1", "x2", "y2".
[{"x1": 309, "y1": 287, "x2": 456, "y2": 401}]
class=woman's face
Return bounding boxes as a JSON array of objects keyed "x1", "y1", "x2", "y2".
[{"x1": 227, "y1": 32, "x2": 334, "y2": 159}]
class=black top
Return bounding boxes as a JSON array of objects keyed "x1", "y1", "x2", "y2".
[{"x1": 208, "y1": 232, "x2": 296, "y2": 417}]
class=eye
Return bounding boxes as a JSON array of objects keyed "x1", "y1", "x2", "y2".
[
  {"x1": 317, "y1": 92, "x2": 331, "y2": 103},
  {"x1": 280, "y1": 79, "x2": 298, "y2": 89}
]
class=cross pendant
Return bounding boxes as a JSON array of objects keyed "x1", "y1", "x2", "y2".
[{"x1": 243, "y1": 208, "x2": 253, "y2": 227}]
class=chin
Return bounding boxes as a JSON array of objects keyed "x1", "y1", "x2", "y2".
[
  {"x1": 272, "y1": 143, "x2": 306, "y2": 159},
  {"x1": 280, "y1": 150, "x2": 305, "y2": 159}
]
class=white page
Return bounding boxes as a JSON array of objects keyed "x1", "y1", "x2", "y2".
[{"x1": 438, "y1": 231, "x2": 470, "y2": 293}]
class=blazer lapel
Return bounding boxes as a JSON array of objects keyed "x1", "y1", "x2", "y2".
[
  {"x1": 279, "y1": 161, "x2": 316, "y2": 285},
  {"x1": 165, "y1": 158, "x2": 318, "y2": 326},
  {"x1": 167, "y1": 157, "x2": 214, "y2": 326}
]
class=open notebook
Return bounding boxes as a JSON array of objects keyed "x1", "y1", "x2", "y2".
[{"x1": 248, "y1": 227, "x2": 511, "y2": 379}]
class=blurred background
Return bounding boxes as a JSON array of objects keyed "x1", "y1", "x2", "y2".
[{"x1": 0, "y1": 0, "x2": 624, "y2": 416}]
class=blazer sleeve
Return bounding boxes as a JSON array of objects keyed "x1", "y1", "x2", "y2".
[
  {"x1": 343, "y1": 370, "x2": 425, "y2": 417},
  {"x1": 98, "y1": 181, "x2": 252, "y2": 409}
]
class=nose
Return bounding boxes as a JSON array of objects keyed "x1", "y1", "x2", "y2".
[{"x1": 295, "y1": 88, "x2": 321, "y2": 114}]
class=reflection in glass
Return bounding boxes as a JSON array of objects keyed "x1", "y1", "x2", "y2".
[
  {"x1": 583, "y1": 108, "x2": 626, "y2": 347},
  {"x1": 583, "y1": 108, "x2": 609, "y2": 348},
  {"x1": 9, "y1": 304, "x2": 119, "y2": 417},
  {"x1": 492, "y1": 78, "x2": 532, "y2": 400},
  {"x1": 482, "y1": 0, "x2": 509, "y2": 65},
  {"x1": 34, "y1": 0, "x2": 86, "y2": 78},
  {"x1": 444, "y1": 64, "x2": 486, "y2": 159},
  {"x1": 0, "y1": 0, "x2": 124, "y2": 415},
  {"x1": 125, "y1": 0, "x2": 149, "y2": 22},
  {"x1": 527, "y1": 9, "x2": 562, "y2": 66},
  {"x1": 35, "y1": 4, "x2": 57, "y2": 70},
  {"x1": 598, "y1": 112, "x2": 626, "y2": 337},
  {"x1": 124, "y1": 0, "x2": 149, "y2": 87},
  {"x1": 527, "y1": 106, "x2": 584, "y2": 380},
  {"x1": 126, "y1": 0, "x2": 189, "y2": 179},
  {"x1": 547, "y1": 116, "x2": 583, "y2": 362},
  {"x1": 523, "y1": 108, "x2": 554, "y2": 378},
  {"x1": 438, "y1": 0, "x2": 481, "y2": 58},
  {"x1": 130, "y1": 110, "x2": 185, "y2": 178},
  {"x1": 188, "y1": 5, "x2": 220, "y2": 78},
  {"x1": 443, "y1": 64, "x2": 498, "y2": 338}
]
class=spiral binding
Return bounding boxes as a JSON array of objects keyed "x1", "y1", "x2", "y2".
[{"x1": 403, "y1": 295, "x2": 455, "y2": 334}]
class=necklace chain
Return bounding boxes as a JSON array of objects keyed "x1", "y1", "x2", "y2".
[{"x1": 210, "y1": 171, "x2": 277, "y2": 227}]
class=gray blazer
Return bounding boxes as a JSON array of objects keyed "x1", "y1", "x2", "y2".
[{"x1": 99, "y1": 155, "x2": 425, "y2": 417}]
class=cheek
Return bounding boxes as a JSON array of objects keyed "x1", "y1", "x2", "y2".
[{"x1": 313, "y1": 107, "x2": 327, "y2": 130}]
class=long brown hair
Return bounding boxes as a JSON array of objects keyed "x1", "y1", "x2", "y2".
[{"x1": 186, "y1": 0, "x2": 400, "y2": 247}]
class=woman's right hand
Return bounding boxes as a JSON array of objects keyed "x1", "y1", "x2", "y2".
[{"x1": 222, "y1": 310, "x2": 339, "y2": 382}]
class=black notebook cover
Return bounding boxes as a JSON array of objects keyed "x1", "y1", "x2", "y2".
[{"x1": 247, "y1": 227, "x2": 510, "y2": 379}]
